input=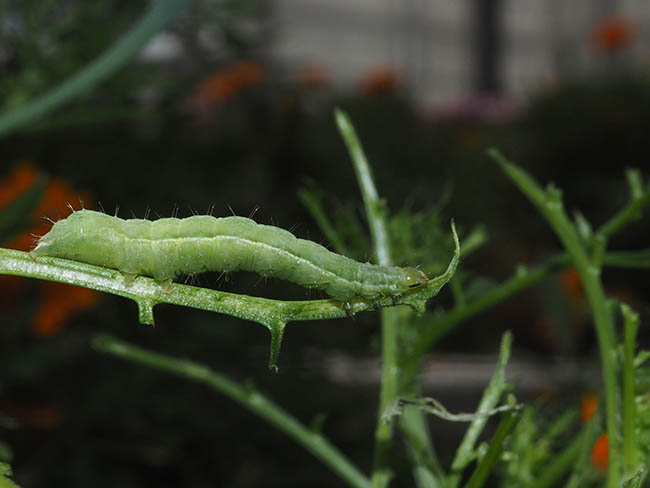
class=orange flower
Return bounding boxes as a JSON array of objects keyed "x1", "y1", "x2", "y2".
[
  {"x1": 193, "y1": 60, "x2": 264, "y2": 112},
  {"x1": 32, "y1": 283, "x2": 99, "y2": 337},
  {"x1": 359, "y1": 65, "x2": 402, "y2": 95},
  {"x1": 0, "y1": 162, "x2": 40, "y2": 208},
  {"x1": 590, "y1": 17, "x2": 635, "y2": 53},
  {"x1": 0, "y1": 162, "x2": 99, "y2": 336},
  {"x1": 559, "y1": 267, "x2": 591, "y2": 323},
  {"x1": 580, "y1": 393, "x2": 599, "y2": 422},
  {"x1": 0, "y1": 162, "x2": 92, "y2": 251},
  {"x1": 560, "y1": 267, "x2": 583, "y2": 301},
  {"x1": 294, "y1": 63, "x2": 330, "y2": 89},
  {"x1": 591, "y1": 433, "x2": 609, "y2": 473}
]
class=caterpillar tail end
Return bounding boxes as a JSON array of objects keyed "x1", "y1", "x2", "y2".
[{"x1": 29, "y1": 240, "x2": 49, "y2": 259}]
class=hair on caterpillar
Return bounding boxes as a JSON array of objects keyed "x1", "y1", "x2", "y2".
[{"x1": 248, "y1": 205, "x2": 260, "y2": 219}]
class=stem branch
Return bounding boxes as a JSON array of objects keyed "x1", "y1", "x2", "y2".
[{"x1": 93, "y1": 334, "x2": 371, "y2": 488}]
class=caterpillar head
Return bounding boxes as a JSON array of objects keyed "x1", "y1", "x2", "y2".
[{"x1": 402, "y1": 267, "x2": 428, "y2": 290}]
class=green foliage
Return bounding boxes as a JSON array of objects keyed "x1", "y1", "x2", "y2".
[
  {"x1": 501, "y1": 408, "x2": 578, "y2": 487},
  {"x1": 3, "y1": 86, "x2": 650, "y2": 486},
  {"x1": 489, "y1": 149, "x2": 650, "y2": 488},
  {"x1": 0, "y1": 462, "x2": 19, "y2": 488}
]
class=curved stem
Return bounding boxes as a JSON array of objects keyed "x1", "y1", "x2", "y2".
[
  {"x1": 335, "y1": 109, "x2": 399, "y2": 487},
  {"x1": 412, "y1": 248, "x2": 650, "y2": 355},
  {"x1": 93, "y1": 334, "x2": 371, "y2": 488},
  {"x1": 0, "y1": 244, "x2": 457, "y2": 369},
  {"x1": 489, "y1": 148, "x2": 621, "y2": 488},
  {"x1": 0, "y1": 0, "x2": 190, "y2": 138}
]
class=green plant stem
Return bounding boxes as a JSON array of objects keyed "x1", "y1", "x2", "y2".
[
  {"x1": 373, "y1": 307, "x2": 400, "y2": 487},
  {"x1": 447, "y1": 332, "x2": 512, "y2": 488},
  {"x1": 621, "y1": 304, "x2": 639, "y2": 476},
  {"x1": 489, "y1": 148, "x2": 621, "y2": 488},
  {"x1": 335, "y1": 109, "x2": 392, "y2": 266},
  {"x1": 93, "y1": 334, "x2": 370, "y2": 488},
  {"x1": 400, "y1": 405, "x2": 446, "y2": 488},
  {"x1": 462, "y1": 411, "x2": 521, "y2": 488},
  {"x1": 335, "y1": 108, "x2": 398, "y2": 488},
  {"x1": 596, "y1": 170, "x2": 650, "y2": 240},
  {"x1": 0, "y1": 246, "x2": 456, "y2": 370},
  {"x1": 0, "y1": 0, "x2": 190, "y2": 138},
  {"x1": 414, "y1": 256, "x2": 567, "y2": 356},
  {"x1": 565, "y1": 418, "x2": 602, "y2": 488},
  {"x1": 602, "y1": 249, "x2": 650, "y2": 268},
  {"x1": 532, "y1": 428, "x2": 586, "y2": 488},
  {"x1": 297, "y1": 187, "x2": 351, "y2": 257},
  {"x1": 414, "y1": 247, "x2": 650, "y2": 354}
]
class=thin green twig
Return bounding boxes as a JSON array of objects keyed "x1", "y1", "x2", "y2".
[
  {"x1": 532, "y1": 428, "x2": 586, "y2": 488},
  {"x1": 565, "y1": 418, "x2": 602, "y2": 488},
  {"x1": 93, "y1": 334, "x2": 371, "y2": 488},
  {"x1": 488, "y1": 148, "x2": 621, "y2": 488},
  {"x1": 414, "y1": 256, "x2": 567, "y2": 356},
  {"x1": 297, "y1": 187, "x2": 351, "y2": 256},
  {"x1": 596, "y1": 169, "x2": 650, "y2": 240},
  {"x1": 399, "y1": 406, "x2": 446, "y2": 488},
  {"x1": 383, "y1": 397, "x2": 520, "y2": 424},
  {"x1": 0, "y1": 0, "x2": 190, "y2": 138},
  {"x1": 335, "y1": 109, "x2": 392, "y2": 266},
  {"x1": 622, "y1": 304, "x2": 640, "y2": 476},
  {"x1": 413, "y1": 247, "x2": 650, "y2": 355},
  {"x1": 462, "y1": 411, "x2": 521, "y2": 488},
  {"x1": 335, "y1": 108, "x2": 399, "y2": 488},
  {"x1": 447, "y1": 332, "x2": 513, "y2": 488},
  {"x1": 0, "y1": 246, "x2": 457, "y2": 371},
  {"x1": 602, "y1": 249, "x2": 650, "y2": 268}
]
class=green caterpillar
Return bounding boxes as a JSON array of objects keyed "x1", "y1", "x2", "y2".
[{"x1": 32, "y1": 209, "x2": 428, "y2": 301}]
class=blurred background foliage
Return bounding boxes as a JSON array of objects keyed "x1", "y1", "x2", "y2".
[{"x1": 1, "y1": 0, "x2": 650, "y2": 486}]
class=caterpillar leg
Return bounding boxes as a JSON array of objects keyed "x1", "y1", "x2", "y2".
[
  {"x1": 344, "y1": 301, "x2": 356, "y2": 318},
  {"x1": 156, "y1": 278, "x2": 174, "y2": 294},
  {"x1": 121, "y1": 273, "x2": 138, "y2": 287}
]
